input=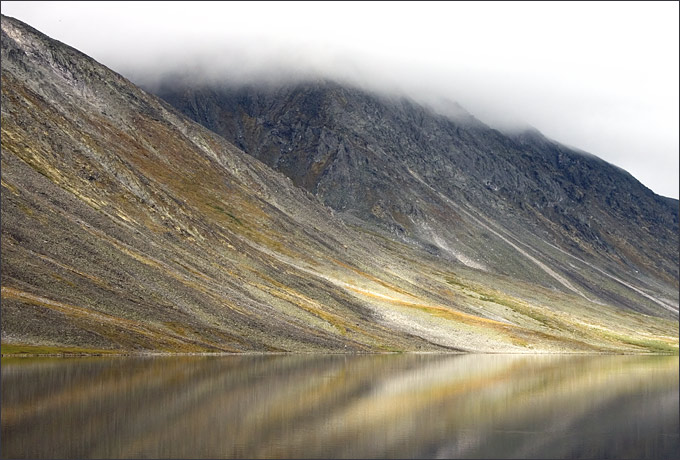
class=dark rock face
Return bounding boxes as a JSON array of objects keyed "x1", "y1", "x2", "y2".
[
  {"x1": 154, "y1": 80, "x2": 679, "y2": 317},
  {"x1": 1, "y1": 14, "x2": 677, "y2": 354}
]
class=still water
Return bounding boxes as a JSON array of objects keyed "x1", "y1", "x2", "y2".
[{"x1": 1, "y1": 353, "x2": 678, "y2": 459}]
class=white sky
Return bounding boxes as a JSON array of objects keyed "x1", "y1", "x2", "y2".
[{"x1": 2, "y1": 1, "x2": 678, "y2": 198}]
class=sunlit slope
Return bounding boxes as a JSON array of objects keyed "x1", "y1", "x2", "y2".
[{"x1": 1, "y1": 15, "x2": 677, "y2": 353}]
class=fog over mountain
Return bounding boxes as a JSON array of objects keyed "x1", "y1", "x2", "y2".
[
  {"x1": 2, "y1": 14, "x2": 678, "y2": 355},
  {"x1": 2, "y1": 1, "x2": 678, "y2": 198}
]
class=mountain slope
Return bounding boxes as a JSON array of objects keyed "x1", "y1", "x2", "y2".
[
  {"x1": 153, "y1": 80, "x2": 679, "y2": 319},
  {"x1": 1, "y1": 15, "x2": 677, "y2": 354}
]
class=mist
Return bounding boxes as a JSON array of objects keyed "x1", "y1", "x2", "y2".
[{"x1": 2, "y1": 1, "x2": 678, "y2": 198}]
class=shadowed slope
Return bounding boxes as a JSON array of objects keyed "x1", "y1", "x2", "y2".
[{"x1": 155, "y1": 81, "x2": 679, "y2": 319}]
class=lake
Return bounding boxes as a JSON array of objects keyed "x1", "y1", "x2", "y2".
[{"x1": 1, "y1": 353, "x2": 678, "y2": 459}]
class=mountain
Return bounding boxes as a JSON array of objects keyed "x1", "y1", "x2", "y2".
[
  {"x1": 1, "y1": 15, "x2": 677, "y2": 354},
  {"x1": 153, "y1": 80, "x2": 679, "y2": 318}
]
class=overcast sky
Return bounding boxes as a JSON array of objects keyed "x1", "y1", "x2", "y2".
[{"x1": 3, "y1": 1, "x2": 678, "y2": 198}]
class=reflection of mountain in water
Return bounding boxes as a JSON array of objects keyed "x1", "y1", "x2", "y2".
[{"x1": 2, "y1": 354, "x2": 678, "y2": 458}]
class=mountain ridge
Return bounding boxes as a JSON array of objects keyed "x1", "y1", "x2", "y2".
[{"x1": 1, "y1": 14, "x2": 677, "y2": 354}]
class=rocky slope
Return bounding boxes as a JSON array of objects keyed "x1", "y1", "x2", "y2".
[
  {"x1": 153, "y1": 80, "x2": 679, "y2": 319},
  {"x1": 1, "y1": 15, "x2": 677, "y2": 354}
]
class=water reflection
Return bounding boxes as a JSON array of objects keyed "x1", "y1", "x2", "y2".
[{"x1": 2, "y1": 354, "x2": 678, "y2": 459}]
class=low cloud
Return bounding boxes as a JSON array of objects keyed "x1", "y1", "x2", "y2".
[{"x1": 3, "y1": 1, "x2": 678, "y2": 198}]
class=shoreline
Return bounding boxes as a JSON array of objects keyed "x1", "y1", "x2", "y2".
[{"x1": 3, "y1": 349, "x2": 678, "y2": 358}]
